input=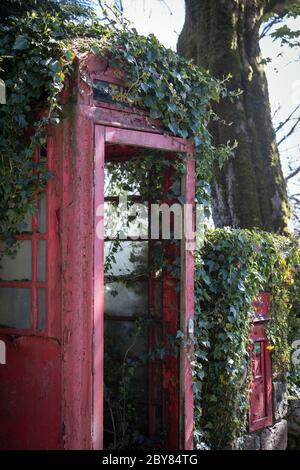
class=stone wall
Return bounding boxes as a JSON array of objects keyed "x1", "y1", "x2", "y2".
[
  {"x1": 233, "y1": 381, "x2": 288, "y2": 450},
  {"x1": 287, "y1": 398, "x2": 300, "y2": 450}
]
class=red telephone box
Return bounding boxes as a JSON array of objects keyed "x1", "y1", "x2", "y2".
[
  {"x1": 0, "y1": 53, "x2": 195, "y2": 450},
  {"x1": 249, "y1": 293, "x2": 272, "y2": 432}
]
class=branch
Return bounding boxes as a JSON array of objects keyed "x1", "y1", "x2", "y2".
[
  {"x1": 260, "y1": 16, "x2": 284, "y2": 39},
  {"x1": 264, "y1": 0, "x2": 297, "y2": 16},
  {"x1": 275, "y1": 103, "x2": 300, "y2": 133},
  {"x1": 286, "y1": 166, "x2": 300, "y2": 181},
  {"x1": 277, "y1": 117, "x2": 300, "y2": 146},
  {"x1": 157, "y1": 0, "x2": 173, "y2": 16}
]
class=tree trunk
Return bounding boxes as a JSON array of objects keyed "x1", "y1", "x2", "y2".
[{"x1": 178, "y1": 0, "x2": 290, "y2": 233}]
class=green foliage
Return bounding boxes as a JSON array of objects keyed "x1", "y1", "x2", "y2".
[
  {"x1": 0, "y1": 5, "x2": 79, "y2": 243},
  {"x1": 0, "y1": 3, "x2": 235, "y2": 245},
  {"x1": 271, "y1": 24, "x2": 300, "y2": 47},
  {"x1": 286, "y1": 238, "x2": 300, "y2": 389},
  {"x1": 0, "y1": 0, "x2": 94, "y2": 21},
  {"x1": 269, "y1": 1, "x2": 300, "y2": 48},
  {"x1": 194, "y1": 228, "x2": 300, "y2": 449}
]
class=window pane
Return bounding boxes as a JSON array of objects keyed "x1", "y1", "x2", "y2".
[
  {"x1": 105, "y1": 201, "x2": 148, "y2": 239},
  {"x1": 0, "y1": 241, "x2": 32, "y2": 281},
  {"x1": 37, "y1": 289, "x2": 46, "y2": 331},
  {"x1": 22, "y1": 211, "x2": 33, "y2": 232},
  {"x1": 0, "y1": 287, "x2": 31, "y2": 329},
  {"x1": 105, "y1": 161, "x2": 141, "y2": 197},
  {"x1": 105, "y1": 241, "x2": 148, "y2": 277},
  {"x1": 37, "y1": 192, "x2": 47, "y2": 233},
  {"x1": 105, "y1": 320, "x2": 147, "y2": 359},
  {"x1": 37, "y1": 240, "x2": 46, "y2": 282},
  {"x1": 105, "y1": 281, "x2": 148, "y2": 317}
]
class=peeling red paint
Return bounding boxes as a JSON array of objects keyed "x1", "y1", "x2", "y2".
[
  {"x1": 249, "y1": 293, "x2": 272, "y2": 432},
  {"x1": 0, "y1": 54, "x2": 195, "y2": 450}
]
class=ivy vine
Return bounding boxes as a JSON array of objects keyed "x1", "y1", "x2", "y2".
[
  {"x1": 0, "y1": 4, "x2": 236, "y2": 247},
  {"x1": 194, "y1": 228, "x2": 300, "y2": 449}
]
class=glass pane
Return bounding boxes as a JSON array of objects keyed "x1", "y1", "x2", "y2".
[
  {"x1": 105, "y1": 241, "x2": 148, "y2": 277},
  {"x1": 104, "y1": 201, "x2": 127, "y2": 240},
  {"x1": 37, "y1": 289, "x2": 46, "y2": 331},
  {"x1": 0, "y1": 287, "x2": 31, "y2": 329},
  {"x1": 126, "y1": 201, "x2": 148, "y2": 239},
  {"x1": 37, "y1": 240, "x2": 46, "y2": 282},
  {"x1": 105, "y1": 281, "x2": 148, "y2": 317},
  {"x1": 0, "y1": 241, "x2": 32, "y2": 281},
  {"x1": 105, "y1": 201, "x2": 148, "y2": 239},
  {"x1": 21, "y1": 211, "x2": 33, "y2": 232},
  {"x1": 105, "y1": 320, "x2": 148, "y2": 359},
  {"x1": 37, "y1": 192, "x2": 47, "y2": 233},
  {"x1": 105, "y1": 161, "x2": 142, "y2": 197},
  {"x1": 104, "y1": 318, "x2": 149, "y2": 446}
]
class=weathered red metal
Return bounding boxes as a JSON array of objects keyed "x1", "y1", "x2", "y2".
[
  {"x1": 249, "y1": 293, "x2": 272, "y2": 432},
  {"x1": 162, "y1": 164, "x2": 180, "y2": 450},
  {"x1": 0, "y1": 336, "x2": 61, "y2": 450},
  {"x1": 93, "y1": 125, "x2": 105, "y2": 450},
  {"x1": 0, "y1": 144, "x2": 62, "y2": 450},
  {"x1": 0, "y1": 53, "x2": 196, "y2": 450},
  {"x1": 180, "y1": 156, "x2": 195, "y2": 450}
]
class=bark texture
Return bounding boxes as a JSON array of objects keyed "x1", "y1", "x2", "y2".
[{"x1": 178, "y1": 0, "x2": 291, "y2": 233}]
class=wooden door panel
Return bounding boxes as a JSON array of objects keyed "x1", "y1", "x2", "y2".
[{"x1": 0, "y1": 336, "x2": 61, "y2": 450}]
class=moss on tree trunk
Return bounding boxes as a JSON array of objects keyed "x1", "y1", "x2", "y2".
[{"x1": 178, "y1": 0, "x2": 291, "y2": 233}]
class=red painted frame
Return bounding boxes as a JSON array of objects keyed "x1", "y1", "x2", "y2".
[
  {"x1": 249, "y1": 293, "x2": 272, "y2": 432},
  {"x1": 0, "y1": 52, "x2": 196, "y2": 450},
  {"x1": 0, "y1": 149, "x2": 49, "y2": 335},
  {"x1": 0, "y1": 141, "x2": 62, "y2": 450},
  {"x1": 94, "y1": 125, "x2": 195, "y2": 449}
]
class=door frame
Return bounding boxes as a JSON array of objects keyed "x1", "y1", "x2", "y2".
[{"x1": 93, "y1": 125, "x2": 195, "y2": 450}]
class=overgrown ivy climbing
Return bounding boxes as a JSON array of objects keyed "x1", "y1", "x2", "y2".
[
  {"x1": 0, "y1": 4, "x2": 236, "y2": 247},
  {"x1": 1, "y1": 3, "x2": 300, "y2": 452},
  {"x1": 194, "y1": 228, "x2": 300, "y2": 449}
]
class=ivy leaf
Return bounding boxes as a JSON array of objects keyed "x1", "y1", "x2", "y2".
[
  {"x1": 144, "y1": 95, "x2": 154, "y2": 108},
  {"x1": 167, "y1": 101, "x2": 177, "y2": 113},
  {"x1": 167, "y1": 122, "x2": 178, "y2": 135},
  {"x1": 140, "y1": 82, "x2": 150, "y2": 92},
  {"x1": 194, "y1": 136, "x2": 203, "y2": 146},
  {"x1": 150, "y1": 108, "x2": 162, "y2": 119},
  {"x1": 179, "y1": 128, "x2": 188, "y2": 138},
  {"x1": 13, "y1": 35, "x2": 29, "y2": 50}
]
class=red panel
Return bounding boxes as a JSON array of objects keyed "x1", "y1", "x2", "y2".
[
  {"x1": 46, "y1": 135, "x2": 61, "y2": 339},
  {"x1": 249, "y1": 298, "x2": 272, "y2": 432},
  {"x1": 93, "y1": 125, "x2": 105, "y2": 449},
  {"x1": 161, "y1": 165, "x2": 180, "y2": 450},
  {"x1": 105, "y1": 126, "x2": 191, "y2": 153},
  {"x1": 0, "y1": 53, "x2": 195, "y2": 451},
  {"x1": 58, "y1": 107, "x2": 94, "y2": 449},
  {"x1": 180, "y1": 156, "x2": 195, "y2": 450},
  {"x1": 162, "y1": 266, "x2": 180, "y2": 449},
  {"x1": 0, "y1": 336, "x2": 61, "y2": 449},
  {"x1": 0, "y1": 142, "x2": 63, "y2": 450}
]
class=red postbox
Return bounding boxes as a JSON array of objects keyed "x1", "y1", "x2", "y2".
[{"x1": 249, "y1": 292, "x2": 272, "y2": 432}]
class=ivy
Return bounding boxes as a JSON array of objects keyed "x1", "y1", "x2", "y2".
[
  {"x1": 194, "y1": 228, "x2": 300, "y2": 449},
  {"x1": 0, "y1": 4, "x2": 236, "y2": 247}
]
